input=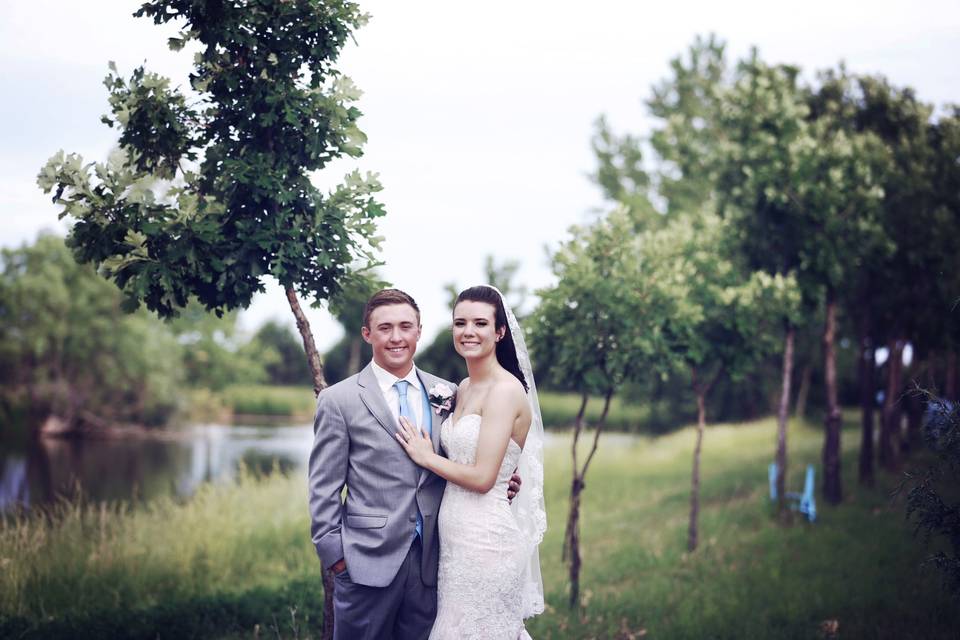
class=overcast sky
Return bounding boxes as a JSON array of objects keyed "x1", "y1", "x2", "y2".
[{"x1": 3, "y1": 1, "x2": 958, "y2": 350}]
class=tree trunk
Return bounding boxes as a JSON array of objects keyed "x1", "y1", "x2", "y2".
[
  {"x1": 794, "y1": 362, "x2": 812, "y2": 418},
  {"x1": 564, "y1": 390, "x2": 612, "y2": 609},
  {"x1": 285, "y1": 286, "x2": 334, "y2": 640},
  {"x1": 688, "y1": 384, "x2": 707, "y2": 552},
  {"x1": 775, "y1": 325, "x2": 795, "y2": 516},
  {"x1": 565, "y1": 478, "x2": 583, "y2": 608},
  {"x1": 581, "y1": 392, "x2": 612, "y2": 479},
  {"x1": 821, "y1": 290, "x2": 843, "y2": 505},
  {"x1": 858, "y1": 328, "x2": 876, "y2": 487},
  {"x1": 563, "y1": 392, "x2": 589, "y2": 607},
  {"x1": 879, "y1": 337, "x2": 903, "y2": 473},
  {"x1": 946, "y1": 349, "x2": 958, "y2": 401}
]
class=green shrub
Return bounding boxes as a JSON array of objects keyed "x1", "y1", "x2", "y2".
[{"x1": 220, "y1": 385, "x2": 316, "y2": 418}]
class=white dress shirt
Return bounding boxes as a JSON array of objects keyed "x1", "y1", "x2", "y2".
[{"x1": 369, "y1": 360, "x2": 425, "y2": 428}]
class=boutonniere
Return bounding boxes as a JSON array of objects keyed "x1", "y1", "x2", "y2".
[{"x1": 427, "y1": 383, "x2": 454, "y2": 415}]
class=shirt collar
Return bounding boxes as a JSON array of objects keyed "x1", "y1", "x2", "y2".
[{"x1": 369, "y1": 359, "x2": 422, "y2": 394}]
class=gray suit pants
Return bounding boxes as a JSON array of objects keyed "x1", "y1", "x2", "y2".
[{"x1": 333, "y1": 536, "x2": 437, "y2": 640}]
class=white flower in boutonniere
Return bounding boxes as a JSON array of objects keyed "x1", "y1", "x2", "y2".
[{"x1": 427, "y1": 383, "x2": 454, "y2": 415}]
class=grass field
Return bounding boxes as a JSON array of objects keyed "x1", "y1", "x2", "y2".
[{"x1": 2, "y1": 412, "x2": 956, "y2": 639}]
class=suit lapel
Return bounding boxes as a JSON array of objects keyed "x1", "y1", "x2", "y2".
[
  {"x1": 417, "y1": 369, "x2": 444, "y2": 453},
  {"x1": 357, "y1": 364, "x2": 399, "y2": 440},
  {"x1": 417, "y1": 369, "x2": 447, "y2": 487}
]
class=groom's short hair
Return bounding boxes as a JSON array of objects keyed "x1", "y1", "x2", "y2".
[{"x1": 363, "y1": 288, "x2": 421, "y2": 328}]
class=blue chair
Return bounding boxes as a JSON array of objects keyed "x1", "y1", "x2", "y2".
[{"x1": 768, "y1": 462, "x2": 817, "y2": 522}]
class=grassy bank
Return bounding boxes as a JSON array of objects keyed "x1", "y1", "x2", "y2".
[{"x1": 2, "y1": 414, "x2": 956, "y2": 639}]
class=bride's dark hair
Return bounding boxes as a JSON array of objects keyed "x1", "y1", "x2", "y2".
[{"x1": 455, "y1": 286, "x2": 528, "y2": 392}]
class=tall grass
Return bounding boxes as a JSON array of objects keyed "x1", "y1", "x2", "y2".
[
  {"x1": 2, "y1": 414, "x2": 956, "y2": 639},
  {"x1": 0, "y1": 469, "x2": 319, "y2": 638},
  {"x1": 220, "y1": 385, "x2": 317, "y2": 419}
]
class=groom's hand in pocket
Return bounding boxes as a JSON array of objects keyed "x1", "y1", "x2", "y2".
[
  {"x1": 507, "y1": 469, "x2": 522, "y2": 503},
  {"x1": 330, "y1": 558, "x2": 347, "y2": 575}
]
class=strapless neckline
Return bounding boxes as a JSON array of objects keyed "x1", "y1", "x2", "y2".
[{"x1": 447, "y1": 413, "x2": 522, "y2": 451}]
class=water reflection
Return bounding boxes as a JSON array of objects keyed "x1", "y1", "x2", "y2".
[
  {"x1": 0, "y1": 455, "x2": 29, "y2": 510},
  {"x1": 0, "y1": 423, "x2": 314, "y2": 513}
]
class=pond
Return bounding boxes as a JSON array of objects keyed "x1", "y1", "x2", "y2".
[{"x1": 0, "y1": 422, "x2": 314, "y2": 513}]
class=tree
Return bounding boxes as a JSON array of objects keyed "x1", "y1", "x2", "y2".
[
  {"x1": 589, "y1": 35, "x2": 730, "y2": 227},
  {"x1": 530, "y1": 208, "x2": 678, "y2": 607},
  {"x1": 716, "y1": 56, "x2": 888, "y2": 505},
  {"x1": 713, "y1": 57, "x2": 811, "y2": 507},
  {"x1": 590, "y1": 116, "x2": 658, "y2": 226},
  {"x1": 646, "y1": 33, "x2": 729, "y2": 216},
  {"x1": 37, "y1": 0, "x2": 383, "y2": 394},
  {"x1": 168, "y1": 300, "x2": 272, "y2": 390},
  {"x1": 851, "y1": 76, "x2": 939, "y2": 471},
  {"x1": 36, "y1": 2, "x2": 384, "y2": 636},
  {"x1": 640, "y1": 212, "x2": 799, "y2": 548},
  {"x1": 0, "y1": 234, "x2": 182, "y2": 431},
  {"x1": 928, "y1": 108, "x2": 960, "y2": 402},
  {"x1": 250, "y1": 320, "x2": 312, "y2": 386}
]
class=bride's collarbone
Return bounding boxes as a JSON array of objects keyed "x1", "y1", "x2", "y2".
[
  {"x1": 450, "y1": 408, "x2": 482, "y2": 425},
  {"x1": 448, "y1": 410, "x2": 529, "y2": 451},
  {"x1": 451, "y1": 387, "x2": 487, "y2": 425}
]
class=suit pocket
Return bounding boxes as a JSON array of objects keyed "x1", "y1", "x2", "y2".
[{"x1": 346, "y1": 514, "x2": 387, "y2": 529}]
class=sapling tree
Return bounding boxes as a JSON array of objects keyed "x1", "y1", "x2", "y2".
[
  {"x1": 37, "y1": 2, "x2": 384, "y2": 636},
  {"x1": 530, "y1": 208, "x2": 680, "y2": 607},
  {"x1": 640, "y1": 211, "x2": 799, "y2": 549}
]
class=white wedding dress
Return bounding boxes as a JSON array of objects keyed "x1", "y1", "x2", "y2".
[{"x1": 429, "y1": 413, "x2": 533, "y2": 640}]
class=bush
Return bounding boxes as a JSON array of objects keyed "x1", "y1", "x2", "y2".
[{"x1": 902, "y1": 396, "x2": 960, "y2": 598}]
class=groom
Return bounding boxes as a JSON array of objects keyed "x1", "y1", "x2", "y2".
[{"x1": 308, "y1": 288, "x2": 519, "y2": 639}]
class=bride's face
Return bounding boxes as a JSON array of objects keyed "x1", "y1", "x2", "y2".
[{"x1": 452, "y1": 300, "x2": 505, "y2": 360}]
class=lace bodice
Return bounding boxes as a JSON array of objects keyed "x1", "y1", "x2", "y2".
[
  {"x1": 430, "y1": 414, "x2": 532, "y2": 640},
  {"x1": 440, "y1": 413, "x2": 522, "y2": 490}
]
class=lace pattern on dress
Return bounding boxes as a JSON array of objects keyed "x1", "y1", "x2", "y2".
[{"x1": 430, "y1": 415, "x2": 532, "y2": 640}]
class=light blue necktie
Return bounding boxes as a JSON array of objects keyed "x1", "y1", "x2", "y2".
[
  {"x1": 395, "y1": 380, "x2": 413, "y2": 425},
  {"x1": 395, "y1": 380, "x2": 423, "y2": 537}
]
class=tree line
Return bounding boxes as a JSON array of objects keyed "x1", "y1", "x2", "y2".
[
  {"x1": 0, "y1": 234, "x2": 318, "y2": 432},
  {"x1": 528, "y1": 35, "x2": 960, "y2": 606}
]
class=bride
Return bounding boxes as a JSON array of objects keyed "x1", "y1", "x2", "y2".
[{"x1": 395, "y1": 285, "x2": 546, "y2": 639}]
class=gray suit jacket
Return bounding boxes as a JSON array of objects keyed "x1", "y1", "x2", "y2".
[{"x1": 308, "y1": 363, "x2": 454, "y2": 588}]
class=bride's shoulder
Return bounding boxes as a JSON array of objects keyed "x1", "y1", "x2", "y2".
[
  {"x1": 491, "y1": 374, "x2": 526, "y2": 405},
  {"x1": 457, "y1": 377, "x2": 471, "y2": 392}
]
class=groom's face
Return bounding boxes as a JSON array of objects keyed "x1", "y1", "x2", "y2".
[{"x1": 362, "y1": 303, "x2": 422, "y2": 376}]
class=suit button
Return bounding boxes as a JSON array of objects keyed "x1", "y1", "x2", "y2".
[{"x1": 409, "y1": 514, "x2": 416, "y2": 522}]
